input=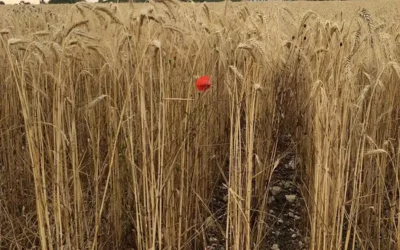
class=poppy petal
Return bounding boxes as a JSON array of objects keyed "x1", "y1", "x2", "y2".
[{"x1": 195, "y1": 76, "x2": 211, "y2": 92}]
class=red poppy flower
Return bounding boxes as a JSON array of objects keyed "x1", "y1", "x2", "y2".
[{"x1": 195, "y1": 76, "x2": 211, "y2": 92}]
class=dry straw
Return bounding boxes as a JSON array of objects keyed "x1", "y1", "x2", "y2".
[{"x1": 0, "y1": 3, "x2": 400, "y2": 250}]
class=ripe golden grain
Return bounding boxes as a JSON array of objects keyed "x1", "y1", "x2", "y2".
[{"x1": 1, "y1": 2, "x2": 400, "y2": 250}]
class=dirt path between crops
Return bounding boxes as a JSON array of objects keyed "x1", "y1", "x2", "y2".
[
  {"x1": 263, "y1": 153, "x2": 309, "y2": 250},
  {"x1": 205, "y1": 153, "x2": 309, "y2": 250}
]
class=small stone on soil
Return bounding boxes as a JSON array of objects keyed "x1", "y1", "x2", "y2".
[
  {"x1": 268, "y1": 196, "x2": 275, "y2": 203},
  {"x1": 288, "y1": 159, "x2": 295, "y2": 169},
  {"x1": 271, "y1": 244, "x2": 280, "y2": 250},
  {"x1": 284, "y1": 181, "x2": 293, "y2": 189},
  {"x1": 270, "y1": 186, "x2": 282, "y2": 195},
  {"x1": 285, "y1": 194, "x2": 297, "y2": 202}
]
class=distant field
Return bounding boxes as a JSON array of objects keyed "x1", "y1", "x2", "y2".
[
  {"x1": 1, "y1": 1, "x2": 399, "y2": 17},
  {"x1": 1, "y1": 1, "x2": 400, "y2": 250}
]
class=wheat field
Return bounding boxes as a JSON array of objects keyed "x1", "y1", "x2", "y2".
[{"x1": 0, "y1": 1, "x2": 400, "y2": 249}]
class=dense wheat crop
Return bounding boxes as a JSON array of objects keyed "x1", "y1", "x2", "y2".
[{"x1": 0, "y1": 1, "x2": 400, "y2": 249}]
